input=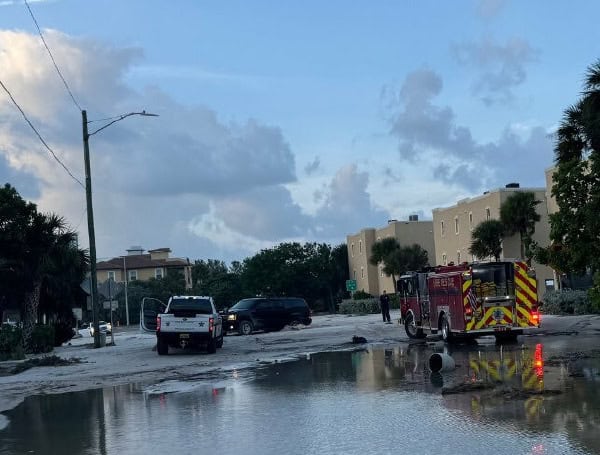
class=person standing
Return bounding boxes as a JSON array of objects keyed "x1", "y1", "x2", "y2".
[{"x1": 380, "y1": 290, "x2": 391, "y2": 323}]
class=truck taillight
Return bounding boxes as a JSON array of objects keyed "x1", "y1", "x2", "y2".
[
  {"x1": 156, "y1": 316, "x2": 161, "y2": 331},
  {"x1": 209, "y1": 317, "x2": 214, "y2": 333}
]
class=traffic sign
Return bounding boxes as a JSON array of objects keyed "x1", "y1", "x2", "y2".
[{"x1": 346, "y1": 279, "x2": 357, "y2": 291}]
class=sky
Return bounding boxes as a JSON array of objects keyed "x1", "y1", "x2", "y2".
[{"x1": 0, "y1": 0, "x2": 599, "y2": 264}]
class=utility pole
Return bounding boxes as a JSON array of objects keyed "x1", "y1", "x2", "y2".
[
  {"x1": 81, "y1": 109, "x2": 158, "y2": 346},
  {"x1": 123, "y1": 255, "x2": 129, "y2": 326},
  {"x1": 82, "y1": 109, "x2": 101, "y2": 348}
]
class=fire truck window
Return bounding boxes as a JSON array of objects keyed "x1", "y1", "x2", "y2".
[{"x1": 472, "y1": 264, "x2": 515, "y2": 297}]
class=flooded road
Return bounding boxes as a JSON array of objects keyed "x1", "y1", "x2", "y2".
[{"x1": 1, "y1": 334, "x2": 599, "y2": 455}]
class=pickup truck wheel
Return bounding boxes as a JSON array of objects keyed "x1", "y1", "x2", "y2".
[
  {"x1": 157, "y1": 337, "x2": 168, "y2": 355},
  {"x1": 238, "y1": 320, "x2": 253, "y2": 336},
  {"x1": 216, "y1": 335, "x2": 224, "y2": 348},
  {"x1": 207, "y1": 338, "x2": 217, "y2": 354}
]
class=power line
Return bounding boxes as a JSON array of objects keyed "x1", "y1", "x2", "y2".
[
  {"x1": 0, "y1": 78, "x2": 85, "y2": 188},
  {"x1": 24, "y1": 0, "x2": 82, "y2": 112}
]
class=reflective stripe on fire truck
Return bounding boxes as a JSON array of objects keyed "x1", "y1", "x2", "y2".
[
  {"x1": 515, "y1": 261, "x2": 538, "y2": 328},
  {"x1": 474, "y1": 305, "x2": 513, "y2": 330},
  {"x1": 463, "y1": 278, "x2": 478, "y2": 331}
]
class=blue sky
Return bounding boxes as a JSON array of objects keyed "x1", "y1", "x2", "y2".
[{"x1": 0, "y1": 0, "x2": 599, "y2": 263}]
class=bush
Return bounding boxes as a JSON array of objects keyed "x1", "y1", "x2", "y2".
[
  {"x1": 352, "y1": 290, "x2": 372, "y2": 300},
  {"x1": 588, "y1": 272, "x2": 600, "y2": 314},
  {"x1": 0, "y1": 324, "x2": 25, "y2": 361},
  {"x1": 541, "y1": 289, "x2": 592, "y2": 315},
  {"x1": 29, "y1": 324, "x2": 55, "y2": 354},
  {"x1": 52, "y1": 320, "x2": 75, "y2": 347},
  {"x1": 340, "y1": 298, "x2": 379, "y2": 314}
]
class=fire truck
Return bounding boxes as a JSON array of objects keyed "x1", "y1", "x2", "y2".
[{"x1": 398, "y1": 261, "x2": 540, "y2": 342}]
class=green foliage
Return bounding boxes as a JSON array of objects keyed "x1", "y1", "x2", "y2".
[
  {"x1": 588, "y1": 272, "x2": 600, "y2": 313},
  {"x1": 240, "y1": 242, "x2": 346, "y2": 311},
  {"x1": 550, "y1": 60, "x2": 600, "y2": 273},
  {"x1": 352, "y1": 290, "x2": 372, "y2": 300},
  {"x1": 28, "y1": 324, "x2": 55, "y2": 354},
  {"x1": 339, "y1": 298, "x2": 379, "y2": 314},
  {"x1": 469, "y1": 219, "x2": 504, "y2": 260},
  {"x1": 192, "y1": 259, "x2": 243, "y2": 309},
  {"x1": 52, "y1": 320, "x2": 74, "y2": 347},
  {"x1": 340, "y1": 294, "x2": 401, "y2": 315},
  {"x1": 369, "y1": 239, "x2": 429, "y2": 292},
  {"x1": 0, "y1": 324, "x2": 25, "y2": 361},
  {"x1": 500, "y1": 191, "x2": 541, "y2": 260},
  {"x1": 541, "y1": 289, "x2": 592, "y2": 315}
]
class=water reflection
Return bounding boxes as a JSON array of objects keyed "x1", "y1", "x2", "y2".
[{"x1": 1, "y1": 340, "x2": 599, "y2": 455}]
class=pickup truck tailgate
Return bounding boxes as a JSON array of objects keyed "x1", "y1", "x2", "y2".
[{"x1": 159, "y1": 315, "x2": 210, "y2": 332}]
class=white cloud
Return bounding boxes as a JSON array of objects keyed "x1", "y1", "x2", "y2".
[
  {"x1": 384, "y1": 68, "x2": 553, "y2": 193},
  {"x1": 452, "y1": 37, "x2": 540, "y2": 105}
]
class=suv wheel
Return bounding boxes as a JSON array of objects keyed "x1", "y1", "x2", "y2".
[{"x1": 238, "y1": 320, "x2": 253, "y2": 336}]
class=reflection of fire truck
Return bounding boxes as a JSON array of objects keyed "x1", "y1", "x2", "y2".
[{"x1": 398, "y1": 261, "x2": 540, "y2": 342}]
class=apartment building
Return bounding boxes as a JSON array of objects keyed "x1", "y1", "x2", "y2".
[
  {"x1": 432, "y1": 184, "x2": 553, "y2": 296},
  {"x1": 346, "y1": 216, "x2": 435, "y2": 296},
  {"x1": 96, "y1": 246, "x2": 193, "y2": 289}
]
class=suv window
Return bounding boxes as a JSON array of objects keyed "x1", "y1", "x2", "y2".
[
  {"x1": 282, "y1": 298, "x2": 308, "y2": 310},
  {"x1": 230, "y1": 299, "x2": 259, "y2": 310}
]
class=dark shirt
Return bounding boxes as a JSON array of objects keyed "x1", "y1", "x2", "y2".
[{"x1": 380, "y1": 294, "x2": 390, "y2": 306}]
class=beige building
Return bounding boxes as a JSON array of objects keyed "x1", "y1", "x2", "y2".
[
  {"x1": 96, "y1": 246, "x2": 192, "y2": 289},
  {"x1": 545, "y1": 166, "x2": 558, "y2": 215},
  {"x1": 346, "y1": 217, "x2": 435, "y2": 296},
  {"x1": 432, "y1": 184, "x2": 554, "y2": 296}
]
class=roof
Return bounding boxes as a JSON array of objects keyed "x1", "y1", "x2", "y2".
[{"x1": 97, "y1": 254, "x2": 188, "y2": 271}]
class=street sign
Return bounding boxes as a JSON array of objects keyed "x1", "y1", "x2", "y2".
[
  {"x1": 98, "y1": 279, "x2": 124, "y2": 299},
  {"x1": 103, "y1": 300, "x2": 119, "y2": 310},
  {"x1": 346, "y1": 279, "x2": 357, "y2": 292}
]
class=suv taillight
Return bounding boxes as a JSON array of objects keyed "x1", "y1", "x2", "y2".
[
  {"x1": 156, "y1": 316, "x2": 161, "y2": 331},
  {"x1": 209, "y1": 317, "x2": 214, "y2": 333}
]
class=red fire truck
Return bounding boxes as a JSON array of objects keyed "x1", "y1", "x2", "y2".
[{"x1": 398, "y1": 261, "x2": 540, "y2": 342}]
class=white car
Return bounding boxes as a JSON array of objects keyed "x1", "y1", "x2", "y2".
[{"x1": 89, "y1": 321, "x2": 112, "y2": 336}]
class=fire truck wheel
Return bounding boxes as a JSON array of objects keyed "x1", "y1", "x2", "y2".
[
  {"x1": 440, "y1": 314, "x2": 452, "y2": 342},
  {"x1": 404, "y1": 313, "x2": 425, "y2": 339}
]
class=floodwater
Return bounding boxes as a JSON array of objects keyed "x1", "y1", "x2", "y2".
[{"x1": 1, "y1": 335, "x2": 600, "y2": 455}]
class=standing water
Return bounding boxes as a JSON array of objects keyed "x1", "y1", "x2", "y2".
[{"x1": 1, "y1": 338, "x2": 599, "y2": 455}]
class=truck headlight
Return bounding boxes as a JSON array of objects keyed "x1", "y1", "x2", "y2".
[{"x1": 227, "y1": 314, "x2": 237, "y2": 321}]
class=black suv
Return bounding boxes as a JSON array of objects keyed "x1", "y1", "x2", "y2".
[{"x1": 224, "y1": 297, "x2": 312, "y2": 335}]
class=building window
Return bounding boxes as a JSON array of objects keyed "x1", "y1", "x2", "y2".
[
  {"x1": 469, "y1": 212, "x2": 473, "y2": 230},
  {"x1": 457, "y1": 251, "x2": 461, "y2": 264},
  {"x1": 442, "y1": 253, "x2": 447, "y2": 266},
  {"x1": 128, "y1": 270, "x2": 138, "y2": 282},
  {"x1": 441, "y1": 221, "x2": 445, "y2": 237},
  {"x1": 351, "y1": 243, "x2": 355, "y2": 257},
  {"x1": 155, "y1": 268, "x2": 164, "y2": 279},
  {"x1": 454, "y1": 217, "x2": 459, "y2": 235},
  {"x1": 359, "y1": 240, "x2": 362, "y2": 254},
  {"x1": 361, "y1": 267, "x2": 364, "y2": 279},
  {"x1": 380, "y1": 266, "x2": 384, "y2": 277},
  {"x1": 353, "y1": 270, "x2": 357, "y2": 279},
  {"x1": 107, "y1": 271, "x2": 115, "y2": 281},
  {"x1": 486, "y1": 208, "x2": 491, "y2": 220}
]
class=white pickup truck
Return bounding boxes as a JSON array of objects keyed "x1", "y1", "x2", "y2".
[{"x1": 156, "y1": 295, "x2": 223, "y2": 355}]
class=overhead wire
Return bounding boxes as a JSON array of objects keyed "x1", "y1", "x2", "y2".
[
  {"x1": 0, "y1": 79, "x2": 85, "y2": 188},
  {"x1": 24, "y1": 0, "x2": 83, "y2": 112}
]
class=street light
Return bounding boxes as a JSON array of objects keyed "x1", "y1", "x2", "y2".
[{"x1": 82, "y1": 109, "x2": 158, "y2": 348}]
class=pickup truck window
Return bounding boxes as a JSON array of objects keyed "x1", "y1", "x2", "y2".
[{"x1": 168, "y1": 298, "x2": 213, "y2": 315}]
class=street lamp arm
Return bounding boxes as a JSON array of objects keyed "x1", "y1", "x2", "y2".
[{"x1": 88, "y1": 111, "x2": 159, "y2": 137}]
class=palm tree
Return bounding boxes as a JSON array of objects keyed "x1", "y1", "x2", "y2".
[
  {"x1": 469, "y1": 220, "x2": 504, "y2": 261},
  {"x1": 500, "y1": 192, "x2": 540, "y2": 261},
  {"x1": 20, "y1": 213, "x2": 83, "y2": 350},
  {"x1": 369, "y1": 238, "x2": 401, "y2": 292}
]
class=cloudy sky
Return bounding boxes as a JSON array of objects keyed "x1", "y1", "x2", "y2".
[{"x1": 0, "y1": 0, "x2": 598, "y2": 264}]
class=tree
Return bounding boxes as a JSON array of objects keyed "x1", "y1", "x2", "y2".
[
  {"x1": 370, "y1": 239, "x2": 429, "y2": 292},
  {"x1": 192, "y1": 259, "x2": 243, "y2": 310},
  {"x1": 499, "y1": 191, "x2": 540, "y2": 261},
  {"x1": 547, "y1": 60, "x2": 600, "y2": 273},
  {"x1": 469, "y1": 220, "x2": 504, "y2": 261},
  {"x1": 369, "y1": 238, "x2": 401, "y2": 292},
  {"x1": 0, "y1": 184, "x2": 87, "y2": 350}
]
